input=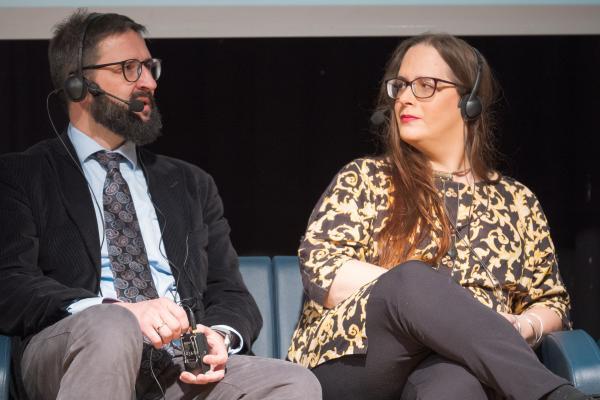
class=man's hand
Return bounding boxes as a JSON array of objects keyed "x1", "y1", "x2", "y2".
[
  {"x1": 179, "y1": 325, "x2": 228, "y2": 385},
  {"x1": 114, "y1": 297, "x2": 189, "y2": 348}
]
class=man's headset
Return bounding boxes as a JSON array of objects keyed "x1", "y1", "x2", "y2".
[
  {"x1": 62, "y1": 12, "x2": 144, "y2": 112},
  {"x1": 370, "y1": 46, "x2": 484, "y2": 125},
  {"x1": 63, "y1": 12, "x2": 103, "y2": 102}
]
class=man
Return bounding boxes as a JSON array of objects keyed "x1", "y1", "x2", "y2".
[{"x1": 0, "y1": 9, "x2": 321, "y2": 400}]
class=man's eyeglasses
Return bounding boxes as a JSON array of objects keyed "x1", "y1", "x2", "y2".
[
  {"x1": 385, "y1": 76, "x2": 461, "y2": 99},
  {"x1": 82, "y1": 58, "x2": 162, "y2": 83}
]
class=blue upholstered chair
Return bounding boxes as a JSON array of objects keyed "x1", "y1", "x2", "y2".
[
  {"x1": 237, "y1": 256, "x2": 304, "y2": 359},
  {"x1": 0, "y1": 335, "x2": 9, "y2": 400},
  {"x1": 1, "y1": 255, "x2": 599, "y2": 399},
  {"x1": 237, "y1": 256, "x2": 276, "y2": 358}
]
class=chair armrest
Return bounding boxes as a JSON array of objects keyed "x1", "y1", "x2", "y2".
[
  {"x1": 540, "y1": 329, "x2": 600, "y2": 396},
  {"x1": 0, "y1": 335, "x2": 10, "y2": 400}
]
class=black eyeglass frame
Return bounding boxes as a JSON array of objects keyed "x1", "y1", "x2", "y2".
[
  {"x1": 385, "y1": 76, "x2": 464, "y2": 100},
  {"x1": 81, "y1": 58, "x2": 162, "y2": 82}
]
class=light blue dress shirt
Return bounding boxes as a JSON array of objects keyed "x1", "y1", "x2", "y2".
[{"x1": 66, "y1": 124, "x2": 242, "y2": 353}]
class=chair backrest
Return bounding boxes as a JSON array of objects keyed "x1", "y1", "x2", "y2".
[
  {"x1": 0, "y1": 334, "x2": 10, "y2": 400},
  {"x1": 272, "y1": 256, "x2": 304, "y2": 359},
  {"x1": 237, "y1": 256, "x2": 276, "y2": 358},
  {"x1": 238, "y1": 255, "x2": 304, "y2": 359}
]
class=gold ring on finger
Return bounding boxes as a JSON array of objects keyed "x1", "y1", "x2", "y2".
[{"x1": 155, "y1": 322, "x2": 168, "y2": 331}]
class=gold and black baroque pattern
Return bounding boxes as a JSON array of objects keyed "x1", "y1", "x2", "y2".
[{"x1": 288, "y1": 157, "x2": 571, "y2": 369}]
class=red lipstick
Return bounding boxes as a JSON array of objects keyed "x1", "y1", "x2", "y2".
[{"x1": 400, "y1": 114, "x2": 420, "y2": 123}]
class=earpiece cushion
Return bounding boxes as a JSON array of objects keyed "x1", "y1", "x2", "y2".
[
  {"x1": 64, "y1": 75, "x2": 87, "y2": 102},
  {"x1": 459, "y1": 94, "x2": 482, "y2": 120}
]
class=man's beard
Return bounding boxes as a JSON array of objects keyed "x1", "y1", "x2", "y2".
[{"x1": 90, "y1": 91, "x2": 163, "y2": 146}]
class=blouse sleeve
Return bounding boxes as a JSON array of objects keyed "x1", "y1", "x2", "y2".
[
  {"x1": 515, "y1": 187, "x2": 571, "y2": 328},
  {"x1": 298, "y1": 159, "x2": 383, "y2": 306}
]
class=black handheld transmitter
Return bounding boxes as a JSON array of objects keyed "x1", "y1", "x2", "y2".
[{"x1": 182, "y1": 306, "x2": 210, "y2": 373}]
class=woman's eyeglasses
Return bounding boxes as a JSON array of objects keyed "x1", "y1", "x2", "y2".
[{"x1": 385, "y1": 76, "x2": 461, "y2": 99}]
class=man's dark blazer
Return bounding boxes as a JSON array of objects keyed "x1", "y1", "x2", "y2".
[{"x1": 0, "y1": 134, "x2": 262, "y2": 396}]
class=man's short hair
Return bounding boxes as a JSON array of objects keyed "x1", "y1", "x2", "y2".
[{"x1": 48, "y1": 9, "x2": 147, "y2": 99}]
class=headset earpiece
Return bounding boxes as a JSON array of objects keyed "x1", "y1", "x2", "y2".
[
  {"x1": 459, "y1": 47, "x2": 483, "y2": 120},
  {"x1": 64, "y1": 74, "x2": 88, "y2": 102}
]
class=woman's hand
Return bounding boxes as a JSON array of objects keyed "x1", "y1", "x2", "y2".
[
  {"x1": 499, "y1": 307, "x2": 563, "y2": 347},
  {"x1": 499, "y1": 312, "x2": 536, "y2": 343}
]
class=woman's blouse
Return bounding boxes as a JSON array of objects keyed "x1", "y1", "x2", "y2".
[{"x1": 288, "y1": 157, "x2": 571, "y2": 368}]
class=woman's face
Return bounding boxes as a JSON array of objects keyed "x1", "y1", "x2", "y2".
[{"x1": 394, "y1": 44, "x2": 464, "y2": 159}]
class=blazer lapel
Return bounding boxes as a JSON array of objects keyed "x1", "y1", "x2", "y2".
[
  {"x1": 139, "y1": 150, "x2": 188, "y2": 281},
  {"x1": 49, "y1": 135, "x2": 101, "y2": 271}
]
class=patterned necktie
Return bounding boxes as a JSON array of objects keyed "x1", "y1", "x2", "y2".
[
  {"x1": 92, "y1": 151, "x2": 158, "y2": 302},
  {"x1": 93, "y1": 151, "x2": 172, "y2": 379}
]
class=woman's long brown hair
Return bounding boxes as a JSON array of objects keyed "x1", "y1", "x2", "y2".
[{"x1": 375, "y1": 34, "x2": 500, "y2": 268}]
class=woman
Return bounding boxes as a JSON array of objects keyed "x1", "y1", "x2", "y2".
[{"x1": 288, "y1": 34, "x2": 588, "y2": 400}]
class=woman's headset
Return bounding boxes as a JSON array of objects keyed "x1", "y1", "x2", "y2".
[{"x1": 458, "y1": 47, "x2": 483, "y2": 121}]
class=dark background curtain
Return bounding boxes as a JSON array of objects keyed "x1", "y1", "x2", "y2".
[{"x1": 0, "y1": 35, "x2": 598, "y2": 337}]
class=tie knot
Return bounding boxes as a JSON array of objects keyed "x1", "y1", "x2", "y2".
[{"x1": 92, "y1": 151, "x2": 125, "y2": 173}]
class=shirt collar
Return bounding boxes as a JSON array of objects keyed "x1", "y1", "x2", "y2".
[{"x1": 67, "y1": 123, "x2": 138, "y2": 169}]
